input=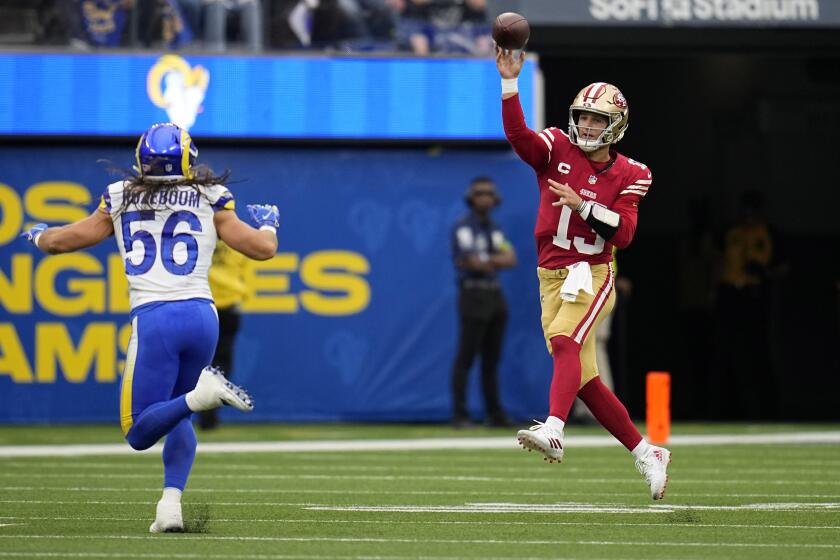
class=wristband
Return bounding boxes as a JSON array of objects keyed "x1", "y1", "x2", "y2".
[
  {"x1": 33, "y1": 231, "x2": 43, "y2": 249},
  {"x1": 501, "y1": 78, "x2": 519, "y2": 94},
  {"x1": 576, "y1": 200, "x2": 593, "y2": 220},
  {"x1": 259, "y1": 225, "x2": 277, "y2": 234}
]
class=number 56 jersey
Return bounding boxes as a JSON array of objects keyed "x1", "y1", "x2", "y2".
[
  {"x1": 99, "y1": 181, "x2": 235, "y2": 311},
  {"x1": 502, "y1": 94, "x2": 653, "y2": 269}
]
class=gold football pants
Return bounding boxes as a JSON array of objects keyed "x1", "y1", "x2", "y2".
[{"x1": 537, "y1": 263, "x2": 616, "y2": 388}]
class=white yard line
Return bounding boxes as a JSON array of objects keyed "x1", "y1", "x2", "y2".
[
  {"x1": 0, "y1": 553, "x2": 588, "y2": 560},
  {"x1": 2, "y1": 498, "x2": 839, "y2": 514},
  {"x1": 0, "y1": 554, "x2": 569, "y2": 560},
  {"x1": 3, "y1": 460, "x2": 839, "y2": 478},
  {"x1": 305, "y1": 502, "x2": 840, "y2": 514},
  {"x1": 0, "y1": 534, "x2": 838, "y2": 549},
  {"x1": 1, "y1": 431, "x2": 840, "y2": 458},
  {"x1": 2, "y1": 515, "x2": 838, "y2": 530},
  {"x1": 3, "y1": 471, "x2": 839, "y2": 486},
  {"x1": 4, "y1": 486, "x2": 840, "y2": 499}
]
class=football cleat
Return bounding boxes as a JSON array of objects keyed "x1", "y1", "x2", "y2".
[
  {"x1": 516, "y1": 421, "x2": 564, "y2": 463},
  {"x1": 186, "y1": 366, "x2": 254, "y2": 412},
  {"x1": 149, "y1": 500, "x2": 183, "y2": 533},
  {"x1": 635, "y1": 445, "x2": 672, "y2": 500}
]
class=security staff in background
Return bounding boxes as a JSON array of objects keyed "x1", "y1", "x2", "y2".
[
  {"x1": 450, "y1": 176, "x2": 517, "y2": 428},
  {"x1": 198, "y1": 239, "x2": 249, "y2": 430}
]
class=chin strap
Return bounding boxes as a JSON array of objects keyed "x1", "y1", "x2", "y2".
[{"x1": 576, "y1": 200, "x2": 620, "y2": 240}]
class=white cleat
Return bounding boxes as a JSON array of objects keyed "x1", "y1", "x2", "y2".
[
  {"x1": 636, "y1": 445, "x2": 672, "y2": 500},
  {"x1": 149, "y1": 500, "x2": 183, "y2": 533},
  {"x1": 186, "y1": 366, "x2": 254, "y2": 412},
  {"x1": 516, "y1": 421, "x2": 564, "y2": 463}
]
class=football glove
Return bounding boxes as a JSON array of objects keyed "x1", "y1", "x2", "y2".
[
  {"x1": 247, "y1": 204, "x2": 279, "y2": 230},
  {"x1": 20, "y1": 223, "x2": 48, "y2": 248}
]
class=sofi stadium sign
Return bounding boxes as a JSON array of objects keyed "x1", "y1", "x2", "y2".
[
  {"x1": 589, "y1": 0, "x2": 822, "y2": 24},
  {"x1": 503, "y1": 0, "x2": 839, "y2": 27}
]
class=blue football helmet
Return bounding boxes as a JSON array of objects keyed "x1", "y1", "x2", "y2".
[{"x1": 135, "y1": 122, "x2": 198, "y2": 181}]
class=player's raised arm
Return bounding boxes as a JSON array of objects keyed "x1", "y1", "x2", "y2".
[
  {"x1": 20, "y1": 208, "x2": 114, "y2": 254},
  {"x1": 496, "y1": 47, "x2": 551, "y2": 172},
  {"x1": 214, "y1": 204, "x2": 279, "y2": 261}
]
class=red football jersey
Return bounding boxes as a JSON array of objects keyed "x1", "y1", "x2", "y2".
[{"x1": 503, "y1": 94, "x2": 652, "y2": 269}]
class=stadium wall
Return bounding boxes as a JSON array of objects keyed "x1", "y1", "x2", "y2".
[{"x1": 0, "y1": 144, "x2": 555, "y2": 424}]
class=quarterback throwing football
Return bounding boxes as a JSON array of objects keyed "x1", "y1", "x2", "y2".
[
  {"x1": 20, "y1": 123, "x2": 280, "y2": 530},
  {"x1": 496, "y1": 48, "x2": 671, "y2": 499}
]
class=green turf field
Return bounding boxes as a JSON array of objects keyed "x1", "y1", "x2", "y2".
[{"x1": 1, "y1": 424, "x2": 839, "y2": 559}]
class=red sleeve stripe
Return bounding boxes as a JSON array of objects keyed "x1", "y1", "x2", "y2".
[
  {"x1": 542, "y1": 128, "x2": 555, "y2": 142},
  {"x1": 538, "y1": 132, "x2": 553, "y2": 151},
  {"x1": 634, "y1": 179, "x2": 652, "y2": 185}
]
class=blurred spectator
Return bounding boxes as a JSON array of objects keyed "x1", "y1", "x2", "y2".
[
  {"x1": 676, "y1": 197, "x2": 719, "y2": 418},
  {"x1": 390, "y1": 0, "x2": 491, "y2": 54},
  {"x1": 712, "y1": 190, "x2": 779, "y2": 419},
  {"x1": 268, "y1": 0, "x2": 372, "y2": 51},
  {"x1": 33, "y1": 0, "x2": 89, "y2": 48},
  {"x1": 450, "y1": 177, "x2": 516, "y2": 428},
  {"x1": 138, "y1": 0, "x2": 196, "y2": 48},
  {"x1": 32, "y1": 1, "x2": 196, "y2": 49},
  {"x1": 204, "y1": 0, "x2": 263, "y2": 52}
]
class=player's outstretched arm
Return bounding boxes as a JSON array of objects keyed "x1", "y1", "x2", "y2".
[
  {"x1": 20, "y1": 209, "x2": 114, "y2": 254},
  {"x1": 495, "y1": 46, "x2": 524, "y2": 100},
  {"x1": 214, "y1": 204, "x2": 278, "y2": 261},
  {"x1": 496, "y1": 46, "x2": 550, "y2": 172}
]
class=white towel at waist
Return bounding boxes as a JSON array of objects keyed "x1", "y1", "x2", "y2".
[{"x1": 560, "y1": 261, "x2": 595, "y2": 302}]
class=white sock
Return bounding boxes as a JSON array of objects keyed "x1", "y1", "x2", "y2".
[
  {"x1": 161, "y1": 487, "x2": 182, "y2": 504},
  {"x1": 631, "y1": 439, "x2": 652, "y2": 460},
  {"x1": 545, "y1": 416, "x2": 565, "y2": 432},
  {"x1": 185, "y1": 390, "x2": 199, "y2": 412}
]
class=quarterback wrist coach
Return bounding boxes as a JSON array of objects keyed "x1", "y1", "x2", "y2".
[{"x1": 577, "y1": 200, "x2": 620, "y2": 240}]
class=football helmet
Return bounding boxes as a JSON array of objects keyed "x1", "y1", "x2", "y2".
[
  {"x1": 568, "y1": 82, "x2": 629, "y2": 152},
  {"x1": 135, "y1": 122, "x2": 198, "y2": 181}
]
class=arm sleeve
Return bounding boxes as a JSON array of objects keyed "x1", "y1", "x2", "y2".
[
  {"x1": 605, "y1": 196, "x2": 640, "y2": 248},
  {"x1": 608, "y1": 170, "x2": 652, "y2": 248},
  {"x1": 502, "y1": 94, "x2": 551, "y2": 172}
]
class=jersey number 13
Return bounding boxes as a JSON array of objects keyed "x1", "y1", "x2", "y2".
[{"x1": 552, "y1": 205, "x2": 604, "y2": 255}]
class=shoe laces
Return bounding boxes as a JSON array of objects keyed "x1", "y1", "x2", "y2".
[
  {"x1": 528, "y1": 419, "x2": 545, "y2": 431},
  {"x1": 635, "y1": 451, "x2": 659, "y2": 483},
  {"x1": 528, "y1": 420, "x2": 562, "y2": 438}
]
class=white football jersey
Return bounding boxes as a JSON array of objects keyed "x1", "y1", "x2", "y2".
[{"x1": 100, "y1": 180, "x2": 234, "y2": 310}]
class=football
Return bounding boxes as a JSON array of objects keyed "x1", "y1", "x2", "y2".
[{"x1": 492, "y1": 12, "x2": 530, "y2": 50}]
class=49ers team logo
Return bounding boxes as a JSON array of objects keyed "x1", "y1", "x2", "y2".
[{"x1": 613, "y1": 91, "x2": 627, "y2": 109}]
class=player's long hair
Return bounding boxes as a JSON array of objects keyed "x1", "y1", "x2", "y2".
[{"x1": 105, "y1": 161, "x2": 233, "y2": 213}]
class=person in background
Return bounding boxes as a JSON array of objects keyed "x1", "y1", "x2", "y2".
[
  {"x1": 713, "y1": 190, "x2": 777, "y2": 419},
  {"x1": 450, "y1": 177, "x2": 516, "y2": 429},
  {"x1": 198, "y1": 239, "x2": 249, "y2": 430},
  {"x1": 204, "y1": 0, "x2": 263, "y2": 51}
]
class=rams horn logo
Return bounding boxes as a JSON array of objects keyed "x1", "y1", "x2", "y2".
[
  {"x1": 147, "y1": 55, "x2": 209, "y2": 131},
  {"x1": 613, "y1": 91, "x2": 627, "y2": 109}
]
